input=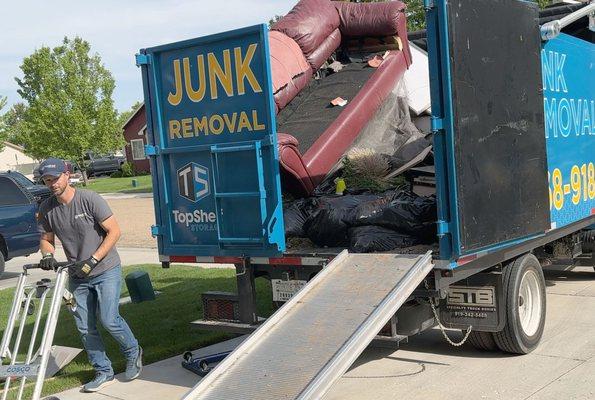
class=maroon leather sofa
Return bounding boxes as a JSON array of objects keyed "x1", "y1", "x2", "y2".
[{"x1": 269, "y1": 0, "x2": 412, "y2": 196}]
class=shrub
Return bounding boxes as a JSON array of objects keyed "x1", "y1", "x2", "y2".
[
  {"x1": 121, "y1": 162, "x2": 134, "y2": 177},
  {"x1": 110, "y1": 171, "x2": 123, "y2": 178}
]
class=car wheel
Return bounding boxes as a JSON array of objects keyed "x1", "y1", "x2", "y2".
[{"x1": 0, "y1": 250, "x2": 5, "y2": 277}]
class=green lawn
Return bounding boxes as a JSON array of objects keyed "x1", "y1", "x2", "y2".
[
  {"x1": 84, "y1": 175, "x2": 153, "y2": 194},
  {"x1": 0, "y1": 265, "x2": 274, "y2": 399}
]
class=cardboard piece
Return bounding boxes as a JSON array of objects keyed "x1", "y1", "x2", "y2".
[
  {"x1": 403, "y1": 43, "x2": 432, "y2": 116},
  {"x1": 45, "y1": 346, "x2": 83, "y2": 378}
]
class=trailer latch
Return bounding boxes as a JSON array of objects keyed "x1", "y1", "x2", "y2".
[
  {"x1": 145, "y1": 144, "x2": 160, "y2": 156},
  {"x1": 135, "y1": 53, "x2": 151, "y2": 66},
  {"x1": 151, "y1": 225, "x2": 162, "y2": 237}
]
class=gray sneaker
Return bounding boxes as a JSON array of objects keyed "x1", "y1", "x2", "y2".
[
  {"x1": 124, "y1": 346, "x2": 143, "y2": 381},
  {"x1": 83, "y1": 372, "x2": 114, "y2": 392}
]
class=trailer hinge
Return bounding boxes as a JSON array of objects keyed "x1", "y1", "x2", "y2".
[
  {"x1": 151, "y1": 225, "x2": 162, "y2": 237},
  {"x1": 436, "y1": 220, "x2": 451, "y2": 236},
  {"x1": 145, "y1": 144, "x2": 160, "y2": 156},
  {"x1": 135, "y1": 53, "x2": 151, "y2": 66},
  {"x1": 431, "y1": 117, "x2": 444, "y2": 132}
]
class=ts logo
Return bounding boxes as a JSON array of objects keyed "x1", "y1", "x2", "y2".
[{"x1": 177, "y1": 163, "x2": 210, "y2": 202}]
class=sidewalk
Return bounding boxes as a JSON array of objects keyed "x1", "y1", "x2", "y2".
[
  {"x1": 54, "y1": 336, "x2": 247, "y2": 400},
  {"x1": 0, "y1": 248, "x2": 160, "y2": 291},
  {"x1": 100, "y1": 193, "x2": 153, "y2": 200}
]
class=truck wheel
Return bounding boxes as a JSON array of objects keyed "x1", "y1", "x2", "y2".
[
  {"x1": 466, "y1": 330, "x2": 497, "y2": 351},
  {"x1": 494, "y1": 254, "x2": 546, "y2": 354}
]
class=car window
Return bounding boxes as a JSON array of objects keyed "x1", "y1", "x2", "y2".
[
  {"x1": 8, "y1": 172, "x2": 35, "y2": 188},
  {"x1": 0, "y1": 177, "x2": 30, "y2": 206}
]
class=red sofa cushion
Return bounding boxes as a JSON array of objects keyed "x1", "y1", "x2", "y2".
[
  {"x1": 269, "y1": 31, "x2": 313, "y2": 111},
  {"x1": 272, "y1": 0, "x2": 340, "y2": 61},
  {"x1": 277, "y1": 133, "x2": 316, "y2": 195}
]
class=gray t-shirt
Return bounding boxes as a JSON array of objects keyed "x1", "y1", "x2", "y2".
[{"x1": 39, "y1": 189, "x2": 120, "y2": 277}]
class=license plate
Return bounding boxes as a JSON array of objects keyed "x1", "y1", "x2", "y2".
[{"x1": 271, "y1": 279, "x2": 307, "y2": 302}]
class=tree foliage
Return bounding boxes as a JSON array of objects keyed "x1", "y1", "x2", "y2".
[
  {"x1": 0, "y1": 102, "x2": 28, "y2": 147},
  {"x1": 15, "y1": 36, "x2": 123, "y2": 171},
  {"x1": 0, "y1": 96, "x2": 7, "y2": 150}
]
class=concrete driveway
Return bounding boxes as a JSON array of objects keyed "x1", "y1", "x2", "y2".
[{"x1": 50, "y1": 265, "x2": 594, "y2": 400}]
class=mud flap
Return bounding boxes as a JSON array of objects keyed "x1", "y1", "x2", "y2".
[{"x1": 439, "y1": 271, "x2": 505, "y2": 332}]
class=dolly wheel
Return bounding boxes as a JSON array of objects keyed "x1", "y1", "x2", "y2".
[{"x1": 494, "y1": 254, "x2": 546, "y2": 354}]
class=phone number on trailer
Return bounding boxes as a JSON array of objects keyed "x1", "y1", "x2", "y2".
[{"x1": 549, "y1": 162, "x2": 595, "y2": 210}]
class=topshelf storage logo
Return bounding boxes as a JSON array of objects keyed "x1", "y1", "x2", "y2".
[{"x1": 177, "y1": 162, "x2": 210, "y2": 202}]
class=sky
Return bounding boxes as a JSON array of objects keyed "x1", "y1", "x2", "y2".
[{"x1": 0, "y1": 0, "x2": 296, "y2": 113}]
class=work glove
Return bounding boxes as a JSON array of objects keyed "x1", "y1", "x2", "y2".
[
  {"x1": 69, "y1": 257, "x2": 99, "y2": 279},
  {"x1": 40, "y1": 254, "x2": 58, "y2": 271}
]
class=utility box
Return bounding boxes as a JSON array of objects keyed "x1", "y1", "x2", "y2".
[{"x1": 125, "y1": 270, "x2": 156, "y2": 303}]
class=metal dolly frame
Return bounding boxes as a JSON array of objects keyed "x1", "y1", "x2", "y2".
[{"x1": 0, "y1": 263, "x2": 72, "y2": 400}]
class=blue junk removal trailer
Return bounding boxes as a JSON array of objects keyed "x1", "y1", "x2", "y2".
[{"x1": 137, "y1": 0, "x2": 594, "y2": 355}]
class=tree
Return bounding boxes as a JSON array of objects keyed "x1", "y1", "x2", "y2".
[
  {"x1": 15, "y1": 36, "x2": 123, "y2": 184},
  {"x1": 0, "y1": 96, "x2": 7, "y2": 150},
  {"x1": 1, "y1": 102, "x2": 28, "y2": 147}
]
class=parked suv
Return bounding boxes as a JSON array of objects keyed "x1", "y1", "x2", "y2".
[{"x1": 0, "y1": 172, "x2": 47, "y2": 276}]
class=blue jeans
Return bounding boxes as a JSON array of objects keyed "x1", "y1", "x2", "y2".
[{"x1": 69, "y1": 265, "x2": 139, "y2": 375}]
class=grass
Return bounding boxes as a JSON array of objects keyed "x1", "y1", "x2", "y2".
[
  {"x1": 83, "y1": 175, "x2": 153, "y2": 194},
  {"x1": 0, "y1": 264, "x2": 274, "y2": 399}
]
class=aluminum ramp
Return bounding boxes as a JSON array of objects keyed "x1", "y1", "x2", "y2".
[{"x1": 182, "y1": 250, "x2": 433, "y2": 400}]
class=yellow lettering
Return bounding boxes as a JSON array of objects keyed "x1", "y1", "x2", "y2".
[
  {"x1": 234, "y1": 44, "x2": 262, "y2": 95},
  {"x1": 237, "y1": 111, "x2": 252, "y2": 132},
  {"x1": 208, "y1": 50, "x2": 233, "y2": 99},
  {"x1": 252, "y1": 110, "x2": 265, "y2": 130},
  {"x1": 181, "y1": 118, "x2": 193, "y2": 138},
  {"x1": 169, "y1": 119, "x2": 181, "y2": 139},
  {"x1": 168, "y1": 60, "x2": 183, "y2": 106},
  {"x1": 223, "y1": 113, "x2": 237, "y2": 132},
  {"x1": 210, "y1": 115, "x2": 224, "y2": 134},
  {"x1": 193, "y1": 117, "x2": 209, "y2": 135},
  {"x1": 183, "y1": 55, "x2": 206, "y2": 103}
]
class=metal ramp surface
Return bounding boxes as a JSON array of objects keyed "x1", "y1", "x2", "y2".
[{"x1": 182, "y1": 250, "x2": 433, "y2": 400}]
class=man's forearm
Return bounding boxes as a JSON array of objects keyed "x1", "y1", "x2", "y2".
[
  {"x1": 92, "y1": 230, "x2": 120, "y2": 261},
  {"x1": 40, "y1": 238, "x2": 55, "y2": 256}
]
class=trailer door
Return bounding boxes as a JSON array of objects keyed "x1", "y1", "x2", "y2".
[
  {"x1": 137, "y1": 24, "x2": 285, "y2": 258},
  {"x1": 428, "y1": 0, "x2": 551, "y2": 257}
]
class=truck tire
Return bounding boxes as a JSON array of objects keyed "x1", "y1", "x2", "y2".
[
  {"x1": 494, "y1": 254, "x2": 546, "y2": 354},
  {"x1": 466, "y1": 330, "x2": 497, "y2": 351}
]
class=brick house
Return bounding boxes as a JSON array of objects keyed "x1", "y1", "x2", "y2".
[{"x1": 122, "y1": 103, "x2": 150, "y2": 174}]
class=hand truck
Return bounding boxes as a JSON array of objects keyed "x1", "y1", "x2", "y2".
[
  {"x1": 181, "y1": 350, "x2": 231, "y2": 377},
  {"x1": 0, "y1": 262, "x2": 73, "y2": 400}
]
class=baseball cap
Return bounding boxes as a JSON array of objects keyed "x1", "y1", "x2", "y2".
[{"x1": 38, "y1": 158, "x2": 67, "y2": 178}]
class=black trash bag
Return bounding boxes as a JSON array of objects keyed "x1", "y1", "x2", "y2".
[
  {"x1": 348, "y1": 190, "x2": 436, "y2": 241},
  {"x1": 304, "y1": 194, "x2": 380, "y2": 247},
  {"x1": 348, "y1": 226, "x2": 420, "y2": 253},
  {"x1": 283, "y1": 198, "x2": 317, "y2": 237}
]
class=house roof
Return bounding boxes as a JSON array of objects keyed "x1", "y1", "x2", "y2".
[
  {"x1": 2, "y1": 141, "x2": 27, "y2": 153},
  {"x1": 122, "y1": 103, "x2": 145, "y2": 130}
]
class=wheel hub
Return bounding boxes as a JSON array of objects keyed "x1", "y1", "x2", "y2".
[{"x1": 518, "y1": 269, "x2": 542, "y2": 336}]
